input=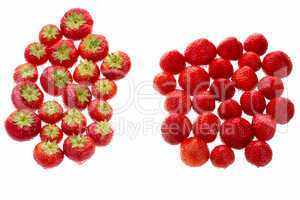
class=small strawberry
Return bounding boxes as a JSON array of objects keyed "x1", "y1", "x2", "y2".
[
  {"x1": 217, "y1": 99, "x2": 242, "y2": 120},
  {"x1": 262, "y1": 51, "x2": 292, "y2": 78},
  {"x1": 238, "y1": 52, "x2": 262, "y2": 72},
  {"x1": 192, "y1": 90, "x2": 215, "y2": 114},
  {"x1": 61, "y1": 108, "x2": 87, "y2": 136},
  {"x1": 38, "y1": 100, "x2": 64, "y2": 124},
  {"x1": 88, "y1": 99, "x2": 113, "y2": 122},
  {"x1": 210, "y1": 78, "x2": 235, "y2": 101},
  {"x1": 266, "y1": 97, "x2": 294, "y2": 124},
  {"x1": 210, "y1": 145, "x2": 235, "y2": 168},
  {"x1": 40, "y1": 124, "x2": 63, "y2": 143},
  {"x1": 24, "y1": 42, "x2": 48, "y2": 65},
  {"x1": 258, "y1": 76, "x2": 284, "y2": 100},
  {"x1": 91, "y1": 78, "x2": 117, "y2": 100},
  {"x1": 240, "y1": 90, "x2": 266, "y2": 116},
  {"x1": 245, "y1": 140, "x2": 272, "y2": 167},
  {"x1": 231, "y1": 66, "x2": 258, "y2": 91},
  {"x1": 208, "y1": 58, "x2": 233, "y2": 79},
  {"x1": 13, "y1": 63, "x2": 38, "y2": 83},
  {"x1": 63, "y1": 83, "x2": 92, "y2": 110},
  {"x1": 244, "y1": 33, "x2": 268, "y2": 56},
  {"x1": 153, "y1": 72, "x2": 176, "y2": 95},
  {"x1": 87, "y1": 121, "x2": 113, "y2": 146},
  {"x1": 39, "y1": 24, "x2": 62, "y2": 46},
  {"x1": 217, "y1": 37, "x2": 243, "y2": 60},
  {"x1": 252, "y1": 114, "x2": 276, "y2": 141},
  {"x1": 164, "y1": 89, "x2": 191, "y2": 114},
  {"x1": 159, "y1": 50, "x2": 186, "y2": 74},
  {"x1": 73, "y1": 59, "x2": 100, "y2": 84}
]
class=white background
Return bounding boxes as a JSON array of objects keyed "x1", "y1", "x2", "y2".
[{"x1": 0, "y1": 0, "x2": 299, "y2": 199}]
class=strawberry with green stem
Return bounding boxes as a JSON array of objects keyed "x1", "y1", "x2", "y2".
[
  {"x1": 88, "y1": 99, "x2": 113, "y2": 122},
  {"x1": 39, "y1": 24, "x2": 62, "y2": 46},
  {"x1": 61, "y1": 108, "x2": 87, "y2": 136},
  {"x1": 38, "y1": 100, "x2": 63, "y2": 124},
  {"x1": 40, "y1": 124, "x2": 63, "y2": 143},
  {"x1": 73, "y1": 59, "x2": 100, "y2": 84},
  {"x1": 63, "y1": 83, "x2": 92, "y2": 110},
  {"x1": 87, "y1": 121, "x2": 113, "y2": 146},
  {"x1": 91, "y1": 78, "x2": 117, "y2": 100},
  {"x1": 13, "y1": 63, "x2": 38, "y2": 83},
  {"x1": 24, "y1": 42, "x2": 48, "y2": 65}
]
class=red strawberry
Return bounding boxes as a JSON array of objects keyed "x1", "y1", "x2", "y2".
[
  {"x1": 153, "y1": 72, "x2": 176, "y2": 95},
  {"x1": 91, "y1": 79, "x2": 117, "y2": 100},
  {"x1": 258, "y1": 76, "x2": 284, "y2": 100},
  {"x1": 88, "y1": 99, "x2": 113, "y2": 121},
  {"x1": 244, "y1": 33, "x2": 268, "y2": 56},
  {"x1": 252, "y1": 114, "x2": 276, "y2": 141},
  {"x1": 178, "y1": 66, "x2": 210, "y2": 95},
  {"x1": 48, "y1": 39, "x2": 78, "y2": 68},
  {"x1": 87, "y1": 121, "x2": 113, "y2": 146},
  {"x1": 161, "y1": 114, "x2": 192, "y2": 145},
  {"x1": 40, "y1": 124, "x2": 63, "y2": 143},
  {"x1": 245, "y1": 140, "x2": 272, "y2": 167},
  {"x1": 159, "y1": 50, "x2": 186, "y2": 74},
  {"x1": 38, "y1": 100, "x2": 64, "y2": 124},
  {"x1": 164, "y1": 89, "x2": 191, "y2": 114},
  {"x1": 12, "y1": 81, "x2": 44, "y2": 110},
  {"x1": 208, "y1": 58, "x2": 233, "y2": 79},
  {"x1": 180, "y1": 137, "x2": 209, "y2": 167},
  {"x1": 63, "y1": 83, "x2": 92, "y2": 110},
  {"x1": 217, "y1": 99, "x2": 242, "y2": 120},
  {"x1": 220, "y1": 117, "x2": 254, "y2": 149},
  {"x1": 238, "y1": 52, "x2": 262, "y2": 72},
  {"x1": 40, "y1": 66, "x2": 73, "y2": 96},
  {"x1": 210, "y1": 145, "x2": 235, "y2": 168},
  {"x1": 73, "y1": 60, "x2": 99, "y2": 85},
  {"x1": 240, "y1": 90, "x2": 266, "y2": 116},
  {"x1": 101, "y1": 51, "x2": 131, "y2": 80},
  {"x1": 24, "y1": 42, "x2": 48, "y2": 65},
  {"x1": 184, "y1": 38, "x2": 217, "y2": 65},
  {"x1": 210, "y1": 78, "x2": 235, "y2": 101},
  {"x1": 5, "y1": 110, "x2": 41, "y2": 141},
  {"x1": 63, "y1": 135, "x2": 96, "y2": 163},
  {"x1": 266, "y1": 97, "x2": 294, "y2": 124},
  {"x1": 61, "y1": 108, "x2": 87, "y2": 136},
  {"x1": 39, "y1": 24, "x2": 62, "y2": 46},
  {"x1": 262, "y1": 51, "x2": 292, "y2": 78},
  {"x1": 78, "y1": 34, "x2": 109, "y2": 61},
  {"x1": 60, "y1": 8, "x2": 93, "y2": 40},
  {"x1": 192, "y1": 90, "x2": 215, "y2": 114},
  {"x1": 217, "y1": 37, "x2": 243, "y2": 60},
  {"x1": 33, "y1": 141, "x2": 64, "y2": 169},
  {"x1": 193, "y1": 112, "x2": 220, "y2": 143},
  {"x1": 13, "y1": 63, "x2": 38, "y2": 83},
  {"x1": 232, "y1": 66, "x2": 258, "y2": 91}
]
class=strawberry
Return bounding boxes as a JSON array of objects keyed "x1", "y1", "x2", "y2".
[
  {"x1": 60, "y1": 8, "x2": 93, "y2": 40},
  {"x1": 24, "y1": 42, "x2": 48, "y2": 65},
  {"x1": 38, "y1": 100, "x2": 64, "y2": 124},
  {"x1": 91, "y1": 79, "x2": 117, "y2": 100},
  {"x1": 88, "y1": 99, "x2": 113, "y2": 122},
  {"x1": 240, "y1": 90, "x2": 266, "y2": 116},
  {"x1": 87, "y1": 121, "x2": 113, "y2": 146},
  {"x1": 61, "y1": 108, "x2": 87, "y2": 136},
  {"x1": 63, "y1": 135, "x2": 96, "y2": 163},
  {"x1": 210, "y1": 78, "x2": 235, "y2": 101},
  {"x1": 12, "y1": 81, "x2": 44, "y2": 110},
  {"x1": 33, "y1": 141, "x2": 64, "y2": 168},
  {"x1": 210, "y1": 145, "x2": 235, "y2": 168},
  {"x1": 238, "y1": 52, "x2": 262, "y2": 72},
  {"x1": 153, "y1": 72, "x2": 176, "y2": 95},
  {"x1": 39, "y1": 24, "x2": 62, "y2": 46},
  {"x1": 266, "y1": 97, "x2": 294, "y2": 124},
  {"x1": 231, "y1": 66, "x2": 258, "y2": 91},
  {"x1": 40, "y1": 66, "x2": 73, "y2": 96},
  {"x1": 40, "y1": 124, "x2": 63, "y2": 143},
  {"x1": 208, "y1": 58, "x2": 233, "y2": 79},
  {"x1": 217, "y1": 37, "x2": 243, "y2": 60},
  {"x1": 63, "y1": 83, "x2": 92, "y2": 110},
  {"x1": 252, "y1": 114, "x2": 276, "y2": 141},
  {"x1": 13, "y1": 63, "x2": 38, "y2": 83},
  {"x1": 258, "y1": 76, "x2": 284, "y2": 100},
  {"x1": 161, "y1": 114, "x2": 192, "y2": 145},
  {"x1": 164, "y1": 89, "x2": 191, "y2": 114},
  {"x1": 48, "y1": 39, "x2": 78, "y2": 68},
  {"x1": 245, "y1": 140, "x2": 272, "y2": 167},
  {"x1": 262, "y1": 51, "x2": 292, "y2": 78},
  {"x1": 78, "y1": 34, "x2": 109, "y2": 61},
  {"x1": 217, "y1": 99, "x2": 242, "y2": 120},
  {"x1": 243, "y1": 33, "x2": 268, "y2": 56},
  {"x1": 160, "y1": 50, "x2": 186, "y2": 74},
  {"x1": 180, "y1": 137, "x2": 209, "y2": 167},
  {"x1": 73, "y1": 60, "x2": 100, "y2": 84},
  {"x1": 5, "y1": 109, "x2": 41, "y2": 141},
  {"x1": 101, "y1": 51, "x2": 131, "y2": 80},
  {"x1": 192, "y1": 90, "x2": 215, "y2": 114}
]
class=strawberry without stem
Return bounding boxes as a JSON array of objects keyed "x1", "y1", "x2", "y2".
[{"x1": 87, "y1": 121, "x2": 113, "y2": 146}]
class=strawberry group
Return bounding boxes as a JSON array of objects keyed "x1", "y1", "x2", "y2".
[
  {"x1": 5, "y1": 8, "x2": 131, "y2": 169},
  {"x1": 154, "y1": 33, "x2": 294, "y2": 168}
]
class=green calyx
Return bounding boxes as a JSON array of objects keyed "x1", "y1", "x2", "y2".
[
  {"x1": 104, "y1": 53, "x2": 123, "y2": 69},
  {"x1": 20, "y1": 64, "x2": 35, "y2": 78},
  {"x1": 75, "y1": 86, "x2": 90, "y2": 103},
  {"x1": 13, "y1": 111, "x2": 34, "y2": 128},
  {"x1": 70, "y1": 135, "x2": 87, "y2": 148},
  {"x1": 97, "y1": 101, "x2": 111, "y2": 114},
  {"x1": 65, "y1": 12, "x2": 86, "y2": 30},
  {"x1": 52, "y1": 69, "x2": 70, "y2": 88},
  {"x1": 96, "y1": 79, "x2": 112, "y2": 94},
  {"x1": 63, "y1": 109, "x2": 83, "y2": 126},
  {"x1": 53, "y1": 43, "x2": 72, "y2": 62},
  {"x1": 42, "y1": 25, "x2": 59, "y2": 40},
  {"x1": 83, "y1": 35, "x2": 101, "y2": 53},
  {"x1": 78, "y1": 60, "x2": 96, "y2": 76},
  {"x1": 95, "y1": 121, "x2": 111, "y2": 136},
  {"x1": 29, "y1": 43, "x2": 46, "y2": 59},
  {"x1": 41, "y1": 141, "x2": 59, "y2": 155},
  {"x1": 43, "y1": 101, "x2": 58, "y2": 115},
  {"x1": 44, "y1": 124, "x2": 59, "y2": 138},
  {"x1": 20, "y1": 84, "x2": 40, "y2": 102}
]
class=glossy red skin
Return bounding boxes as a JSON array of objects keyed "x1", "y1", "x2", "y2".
[
  {"x1": 33, "y1": 142, "x2": 64, "y2": 168},
  {"x1": 63, "y1": 84, "x2": 92, "y2": 110},
  {"x1": 184, "y1": 38, "x2": 217, "y2": 65},
  {"x1": 217, "y1": 37, "x2": 243, "y2": 60},
  {"x1": 40, "y1": 124, "x2": 63, "y2": 143},
  {"x1": 258, "y1": 76, "x2": 284, "y2": 100},
  {"x1": 220, "y1": 117, "x2": 254, "y2": 149},
  {"x1": 245, "y1": 140, "x2": 272, "y2": 167},
  {"x1": 266, "y1": 97, "x2": 294, "y2": 124},
  {"x1": 40, "y1": 66, "x2": 73, "y2": 96},
  {"x1": 180, "y1": 137, "x2": 209, "y2": 167},
  {"x1": 12, "y1": 81, "x2": 44, "y2": 110},
  {"x1": 39, "y1": 24, "x2": 62, "y2": 46},
  {"x1": 86, "y1": 122, "x2": 113, "y2": 146},
  {"x1": 238, "y1": 52, "x2": 262, "y2": 71},
  {"x1": 164, "y1": 90, "x2": 191, "y2": 114},
  {"x1": 38, "y1": 101, "x2": 64, "y2": 124},
  {"x1": 217, "y1": 99, "x2": 242, "y2": 120},
  {"x1": 209, "y1": 78, "x2": 235, "y2": 102},
  {"x1": 160, "y1": 50, "x2": 186, "y2": 74},
  {"x1": 5, "y1": 110, "x2": 41, "y2": 141},
  {"x1": 232, "y1": 66, "x2": 258, "y2": 91},
  {"x1": 78, "y1": 34, "x2": 109, "y2": 61},
  {"x1": 252, "y1": 114, "x2": 276, "y2": 141},
  {"x1": 91, "y1": 79, "x2": 117, "y2": 100},
  {"x1": 244, "y1": 33, "x2": 268, "y2": 56},
  {"x1": 240, "y1": 90, "x2": 266, "y2": 116},
  {"x1": 192, "y1": 90, "x2": 215, "y2": 114},
  {"x1": 178, "y1": 66, "x2": 210, "y2": 95},
  {"x1": 73, "y1": 61, "x2": 100, "y2": 84},
  {"x1": 161, "y1": 114, "x2": 192, "y2": 145},
  {"x1": 88, "y1": 99, "x2": 113, "y2": 121},
  {"x1": 210, "y1": 145, "x2": 235, "y2": 168},
  {"x1": 63, "y1": 135, "x2": 96, "y2": 163},
  {"x1": 193, "y1": 112, "x2": 220, "y2": 143},
  {"x1": 13, "y1": 63, "x2": 38, "y2": 83},
  {"x1": 48, "y1": 40, "x2": 79, "y2": 68},
  {"x1": 101, "y1": 51, "x2": 131, "y2": 80},
  {"x1": 262, "y1": 51, "x2": 292, "y2": 78},
  {"x1": 208, "y1": 58, "x2": 233, "y2": 79},
  {"x1": 153, "y1": 72, "x2": 176, "y2": 95},
  {"x1": 61, "y1": 110, "x2": 87, "y2": 136},
  {"x1": 24, "y1": 42, "x2": 48, "y2": 65},
  {"x1": 60, "y1": 8, "x2": 93, "y2": 40}
]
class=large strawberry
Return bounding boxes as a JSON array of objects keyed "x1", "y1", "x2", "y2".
[
  {"x1": 24, "y1": 42, "x2": 48, "y2": 65},
  {"x1": 87, "y1": 121, "x2": 113, "y2": 146},
  {"x1": 38, "y1": 100, "x2": 64, "y2": 124},
  {"x1": 39, "y1": 24, "x2": 62, "y2": 46},
  {"x1": 73, "y1": 59, "x2": 100, "y2": 84},
  {"x1": 13, "y1": 63, "x2": 38, "y2": 83},
  {"x1": 61, "y1": 108, "x2": 87, "y2": 136},
  {"x1": 88, "y1": 99, "x2": 113, "y2": 122},
  {"x1": 63, "y1": 83, "x2": 92, "y2": 110}
]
